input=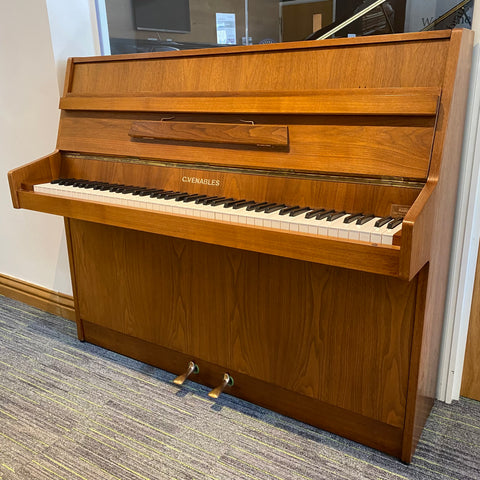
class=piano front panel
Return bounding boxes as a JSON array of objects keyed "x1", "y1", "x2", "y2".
[
  {"x1": 57, "y1": 112, "x2": 435, "y2": 180},
  {"x1": 69, "y1": 218, "x2": 415, "y2": 429}
]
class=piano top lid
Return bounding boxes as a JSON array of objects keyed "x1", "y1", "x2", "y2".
[
  {"x1": 67, "y1": 29, "x2": 454, "y2": 65},
  {"x1": 62, "y1": 30, "x2": 457, "y2": 100}
]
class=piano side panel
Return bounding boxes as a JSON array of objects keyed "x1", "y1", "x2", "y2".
[
  {"x1": 401, "y1": 29, "x2": 475, "y2": 462},
  {"x1": 8, "y1": 151, "x2": 62, "y2": 208},
  {"x1": 68, "y1": 219, "x2": 415, "y2": 429},
  {"x1": 57, "y1": 112, "x2": 435, "y2": 180}
]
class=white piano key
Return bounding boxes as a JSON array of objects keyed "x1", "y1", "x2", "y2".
[
  {"x1": 370, "y1": 223, "x2": 391, "y2": 244},
  {"x1": 381, "y1": 223, "x2": 403, "y2": 245},
  {"x1": 347, "y1": 217, "x2": 381, "y2": 242}
]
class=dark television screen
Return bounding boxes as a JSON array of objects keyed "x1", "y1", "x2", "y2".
[{"x1": 132, "y1": 0, "x2": 191, "y2": 33}]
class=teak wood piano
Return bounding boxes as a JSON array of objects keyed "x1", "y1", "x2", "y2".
[{"x1": 8, "y1": 30, "x2": 473, "y2": 462}]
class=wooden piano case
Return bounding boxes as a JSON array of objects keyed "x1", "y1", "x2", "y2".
[{"x1": 8, "y1": 30, "x2": 473, "y2": 462}]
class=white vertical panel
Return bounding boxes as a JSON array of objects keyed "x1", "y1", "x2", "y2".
[
  {"x1": 437, "y1": 4, "x2": 480, "y2": 402},
  {"x1": 94, "y1": 0, "x2": 111, "y2": 55}
]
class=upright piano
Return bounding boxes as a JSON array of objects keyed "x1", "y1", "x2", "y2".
[{"x1": 8, "y1": 30, "x2": 473, "y2": 462}]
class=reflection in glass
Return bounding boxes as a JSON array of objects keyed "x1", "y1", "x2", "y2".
[{"x1": 103, "y1": 0, "x2": 475, "y2": 55}]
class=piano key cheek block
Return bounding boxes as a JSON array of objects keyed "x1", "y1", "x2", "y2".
[{"x1": 8, "y1": 30, "x2": 473, "y2": 462}]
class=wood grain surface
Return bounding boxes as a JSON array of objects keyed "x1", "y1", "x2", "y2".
[
  {"x1": 69, "y1": 219, "x2": 415, "y2": 429},
  {"x1": 128, "y1": 120, "x2": 290, "y2": 147}
]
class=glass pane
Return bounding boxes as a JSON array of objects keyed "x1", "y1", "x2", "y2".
[{"x1": 103, "y1": 0, "x2": 475, "y2": 55}]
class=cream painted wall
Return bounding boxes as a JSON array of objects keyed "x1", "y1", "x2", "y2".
[
  {"x1": 46, "y1": 0, "x2": 100, "y2": 93},
  {"x1": 0, "y1": 0, "x2": 98, "y2": 295}
]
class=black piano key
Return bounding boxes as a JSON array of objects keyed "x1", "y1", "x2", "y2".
[
  {"x1": 246, "y1": 201, "x2": 269, "y2": 211},
  {"x1": 107, "y1": 184, "x2": 124, "y2": 191},
  {"x1": 289, "y1": 207, "x2": 312, "y2": 217},
  {"x1": 93, "y1": 182, "x2": 109, "y2": 190},
  {"x1": 149, "y1": 188, "x2": 165, "y2": 198},
  {"x1": 83, "y1": 181, "x2": 102, "y2": 189},
  {"x1": 161, "y1": 191, "x2": 183, "y2": 200},
  {"x1": 140, "y1": 188, "x2": 164, "y2": 197},
  {"x1": 356, "y1": 214, "x2": 376, "y2": 225},
  {"x1": 195, "y1": 195, "x2": 215, "y2": 204},
  {"x1": 264, "y1": 203, "x2": 287, "y2": 214},
  {"x1": 183, "y1": 194, "x2": 207, "y2": 203},
  {"x1": 174, "y1": 192, "x2": 193, "y2": 201},
  {"x1": 255, "y1": 202, "x2": 277, "y2": 213},
  {"x1": 54, "y1": 178, "x2": 76, "y2": 185},
  {"x1": 316, "y1": 209, "x2": 336, "y2": 220},
  {"x1": 224, "y1": 199, "x2": 246, "y2": 208},
  {"x1": 112, "y1": 185, "x2": 131, "y2": 193},
  {"x1": 73, "y1": 179, "x2": 89, "y2": 187},
  {"x1": 131, "y1": 187, "x2": 148, "y2": 195},
  {"x1": 62, "y1": 178, "x2": 79, "y2": 185},
  {"x1": 120, "y1": 186, "x2": 141, "y2": 194},
  {"x1": 151, "y1": 190, "x2": 173, "y2": 198},
  {"x1": 169, "y1": 191, "x2": 189, "y2": 200},
  {"x1": 76, "y1": 180, "x2": 90, "y2": 187},
  {"x1": 198, "y1": 196, "x2": 223, "y2": 205},
  {"x1": 327, "y1": 211, "x2": 346, "y2": 221},
  {"x1": 210, "y1": 197, "x2": 235, "y2": 207},
  {"x1": 387, "y1": 217, "x2": 403, "y2": 229},
  {"x1": 279, "y1": 205, "x2": 300, "y2": 216},
  {"x1": 156, "y1": 190, "x2": 176, "y2": 199},
  {"x1": 232, "y1": 200, "x2": 257, "y2": 210},
  {"x1": 343, "y1": 213, "x2": 363, "y2": 224},
  {"x1": 305, "y1": 208, "x2": 325, "y2": 219},
  {"x1": 374, "y1": 216, "x2": 393, "y2": 228}
]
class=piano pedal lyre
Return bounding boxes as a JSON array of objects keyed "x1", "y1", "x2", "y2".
[
  {"x1": 173, "y1": 361, "x2": 199, "y2": 385},
  {"x1": 208, "y1": 373, "x2": 234, "y2": 399}
]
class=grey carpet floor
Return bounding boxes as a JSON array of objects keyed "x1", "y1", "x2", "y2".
[{"x1": 0, "y1": 294, "x2": 479, "y2": 480}]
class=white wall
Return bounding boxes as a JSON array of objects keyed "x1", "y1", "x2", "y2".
[
  {"x1": 0, "y1": 0, "x2": 98, "y2": 295},
  {"x1": 46, "y1": 0, "x2": 100, "y2": 93}
]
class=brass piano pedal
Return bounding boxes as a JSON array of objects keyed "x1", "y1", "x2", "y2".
[
  {"x1": 173, "y1": 361, "x2": 199, "y2": 385},
  {"x1": 208, "y1": 373, "x2": 234, "y2": 399}
]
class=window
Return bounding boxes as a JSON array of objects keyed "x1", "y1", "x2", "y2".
[{"x1": 98, "y1": 0, "x2": 475, "y2": 55}]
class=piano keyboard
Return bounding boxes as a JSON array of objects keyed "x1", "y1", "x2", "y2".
[{"x1": 34, "y1": 179, "x2": 403, "y2": 245}]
